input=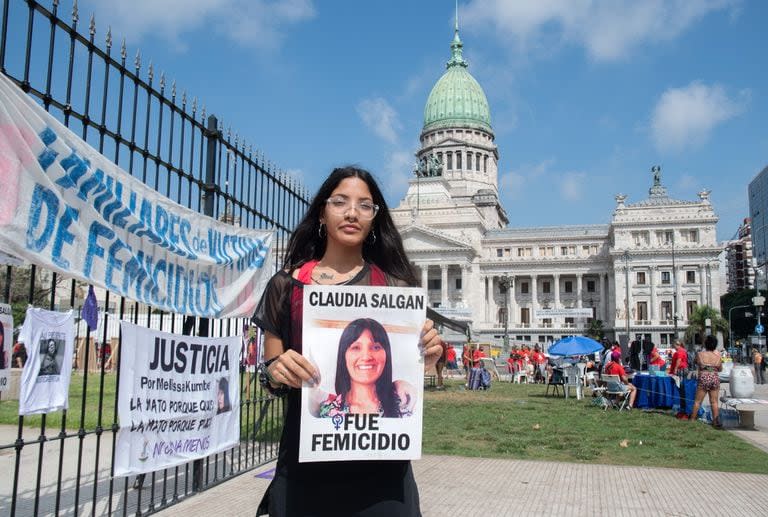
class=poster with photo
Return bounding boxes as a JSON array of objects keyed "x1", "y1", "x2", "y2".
[
  {"x1": 0, "y1": 303, "x2": 11, "y2": 392},
  {"x1": 299, "y1": 285, "x2": 427, "y2": 463},
  {"x1": 114, "y1": 322, "x2": 240, "y2": 477}
]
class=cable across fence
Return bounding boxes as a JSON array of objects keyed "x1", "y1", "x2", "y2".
[{"x1": 0, "y1": 1, "x2": 306, "y2": 514}]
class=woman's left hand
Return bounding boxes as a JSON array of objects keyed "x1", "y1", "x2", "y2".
[{"x1": 421, "y1": 319, "x2": 443, "y2": 370}]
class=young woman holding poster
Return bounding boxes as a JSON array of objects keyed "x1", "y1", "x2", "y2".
[
  {"x1": 308, "y1": 317, "x2": 417, "y2": 418},
  {"x1": 252, "y1": 166, "x2": 443, "y2": 517}
]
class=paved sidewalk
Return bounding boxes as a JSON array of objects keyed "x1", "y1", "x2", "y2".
[
  {"x1": 157, "y1": 382, "x2": 768, "y2": 517},
  {"x1": 157, "y1": 455, "x2": 768, "y2": 516}
]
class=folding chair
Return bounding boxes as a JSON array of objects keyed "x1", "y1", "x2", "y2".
[
  {"x1": 480, "y1": 357, "x2": 512, "y2": 382},
  {"x1": 545, "y1": 368, "x2": 564, "y2": 396},
  {"x1": 602, "y1": 374, "x2": 630, "y2": 411}
]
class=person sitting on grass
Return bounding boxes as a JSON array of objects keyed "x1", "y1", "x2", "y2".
[{"x1": 604, "y1": 351, "x2": 637, "y2": 409}]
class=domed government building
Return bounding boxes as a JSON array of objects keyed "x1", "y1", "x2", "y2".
[{"x1": 391, "y1": 21, "x2": 723, "y2": 350}]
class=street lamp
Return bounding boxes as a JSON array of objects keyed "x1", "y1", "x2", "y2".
[
  {"x1": 729, "y1": 304, "x2": 752, "y2": 352},
  {"x1": 705, "y1": 317, "x2": 712, "y2": 336},
  {"x1": 498, "y1": 275, "x2": 513, "y2": 353},
  {"x1": 671, "y1": 231, "x2": 679, "y2": 341},
  {"x1": 624, "y1": 250, "x2": 630, "y2": 341}
]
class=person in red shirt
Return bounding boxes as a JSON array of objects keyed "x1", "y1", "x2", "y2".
[
  {"x1": 670, "y1": 340, "x2": 690, "y2": 419},
  {"x1": 472, "y1": 346, "x2": 486, "y2": 368},
  {"x1": 649, "y1": 345, "x2": 666, "y2": 370},
  {"x1": 532, "y1": 345, "x2": 547, "y2": 383},
  {"x1": 445, "y1": 344, "x2": 457, "y2": 370},
  {"x1": 604, "y1": 351, "x2": 637, "y2": 408}
]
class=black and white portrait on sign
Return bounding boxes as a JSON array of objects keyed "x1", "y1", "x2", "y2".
[{"x1": 38, "y1": 337, "x2": 63, "y2": 376}]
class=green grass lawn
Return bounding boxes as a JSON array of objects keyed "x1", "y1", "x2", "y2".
[
  {"x1": 423, "y1": 380, "x2": 768, "y2": 474},
  {"x1": 3, "y1": 374, "x2": 767, "y2": 474}
]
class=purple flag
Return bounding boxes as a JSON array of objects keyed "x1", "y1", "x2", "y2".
[{"x1": 82, "y1": 285, "x2": 99, "y2": 331}]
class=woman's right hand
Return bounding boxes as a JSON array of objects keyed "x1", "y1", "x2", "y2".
[
  {"x1": 263, "y1": 332, "x2": 320, "y2": 389},
  {"x1": 267, "y1": 349, "x2": 320, "y2": 389}
]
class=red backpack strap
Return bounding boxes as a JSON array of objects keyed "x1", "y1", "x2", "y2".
[
  {"x1": 296, "y1": 260, "x2": 319, "y2": 284},
  {"x1": 369, "y1": 264, "x2": 387, "y2": 286}
]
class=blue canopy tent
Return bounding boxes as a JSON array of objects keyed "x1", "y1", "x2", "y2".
[{"x1": 547, "y1": 335, "x2": 603, "y2": 357}]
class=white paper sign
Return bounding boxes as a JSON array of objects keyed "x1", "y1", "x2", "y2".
[
  {"x1": 114, "y1": 322, "x2": 240, "y2": 476},
  {"x1": 0, "y1": 303, "x2": 11, "y2": 392},
  {"x1": 299, "y1": 285, "x2": 426, "y2": 463}
]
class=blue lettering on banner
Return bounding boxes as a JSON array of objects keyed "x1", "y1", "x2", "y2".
[
  {"x1": 51, "y1": 205, "x2": 79, "y2": 269},
  {"x1": 26, "y1": 184, "x2": 59, "y2": 252},
  {"x1": 24, "y1": 126, "x2": 270, "y2": 317}
]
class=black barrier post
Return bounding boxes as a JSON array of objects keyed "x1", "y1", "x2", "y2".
[{"x1": 191, "y1": 113, "x2": 219, "y2": 492}]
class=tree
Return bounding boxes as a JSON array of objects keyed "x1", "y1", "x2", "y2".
[
  {"x1": 586, "y1": 319, "x2": 604, "y2": 341},
  {"x1": 0, "y1": 265, "x2": 74, "y2": 331},
  {"x1": 684, "y1": 305, "x2": 729, "y2": 346}
]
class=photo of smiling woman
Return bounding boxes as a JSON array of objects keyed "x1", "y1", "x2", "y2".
[{"x1": 310, "y1": 318, "x2": 416, "y2": 418}]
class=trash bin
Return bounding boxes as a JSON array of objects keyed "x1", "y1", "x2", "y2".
[{"x1": 729, "y1": 365, "x2": 755, "y2": 398}]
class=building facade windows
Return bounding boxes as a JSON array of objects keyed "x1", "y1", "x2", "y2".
[
  {"x1": 661, "y1": 271, "x2": 671, "y2": 284},
  {"x1": 686, "y1": 270, "x2": 696, "y2": 283},
  {"x1": 661, "y1": 301, "x2": 673, "y2": 320},
  {"x1": 564, "y1": 281, "x2": 573, "y2": 293},
  {"x1": 446, "y1": 152, "x2": 453, "y2": 170},
  {"x1": 687, "y1": 300, "x2": 698, "y2": 318},
  {"x1": 521, "y1": 281, "x2": 529, "y2": 294},
  {"x1": 636, "y1": 271, "x2": 646, "y2": 285},
  {"x1": 587, "y1": 280, "x2": 596, "y2": 292},
  {"x1": 543, "y1": 281, "x2": 551, "y2": 294},
  {"x1": 636, "y1": 301, "x2": 648, "y2": 321}
]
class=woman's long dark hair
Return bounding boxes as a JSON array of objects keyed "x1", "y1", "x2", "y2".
[
  {"x1": 334, "y1": 318, "x2": 399, "y2": 417},
  {"x1": 282, "y1": 166, "x2": 417, "y2": 286}
]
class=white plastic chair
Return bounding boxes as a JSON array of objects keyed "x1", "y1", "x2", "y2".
[{"x1": 563, "y1": 364, "x2": 583, "y2": 400}]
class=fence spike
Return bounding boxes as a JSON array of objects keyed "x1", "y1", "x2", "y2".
[
  {"x1": 201, "y1": 104, "x2": 206, "y2": 120},
  {"x1": 120, "y1": 38, "x2": 127, "y2": 61},
  {"x1": 171, "y1": 80, "x2": 176, "y2": 100},
  {"x1": 89, "y1": 13, "x2": 96, "y2": 37},
  {"x1": 72, "y1": 0, "x2": 79, "y2": 24},
  {"x1": 159, "y1": 71, "x2": 166, "y2": 91},
  {"x1": 106, "y1": 26, "x2": 112, "y2": 49},
  {"x1": 191, "y1": 96, "x2": 197, "y2": 114},
  {"x1": 134, "y1": 50, "x2": 141, "y2": 72},
  {"x1": 182, "y1": 90, "x2": 187, "y2": 106},
  {"x1": 53, "y1": 0, "x2": 59, "y2": 7},
  {"x1": 234, "y1": 133, "x2": 239, "y2": 147},
  {"x1": 148, "y1": 61, "x2": 154, "y2": 81},
  {"x1": 227, "y1": 125, "x2": 231, "y2": 140}
]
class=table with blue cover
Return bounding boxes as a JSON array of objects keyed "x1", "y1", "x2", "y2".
[{"x1": 631, "y1": 374, "x2": 698, "y2": 414}]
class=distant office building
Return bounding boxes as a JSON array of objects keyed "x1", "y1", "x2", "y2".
[
  {"x1": 748, "y1": 165, "x2": 768, "y2": 266},
  {"x1": 724, "y1": 219, "x2": 755, "y2": 292}
]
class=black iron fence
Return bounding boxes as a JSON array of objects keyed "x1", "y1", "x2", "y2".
[{"x1": 0, "y1": 0, "x2": 306, "y2": 514}]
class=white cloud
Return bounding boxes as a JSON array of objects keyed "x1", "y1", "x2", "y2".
[
  {"x1": 82, "y1": 0, "x2": 315, "y2": 51},
  {"x1": 559, "y1": 172, "x2": 586, "y2": 201},
  {"x1": 676, "y1": 174, "x2": 698, "y2": 192},
  {"x1": 462, "y1": 0, "x2": 738, "y2": 62},
  {"x1": 499, "y1": 158, "x2": 555, "y2": 199},
  {"x1": 381, "y1": 150, "x2": 415, "y2": 200},
  {"x1": 356, "y1": 97, "x2": 402, "y2": 145},
  {"x1": 650, "y1": 81, "x2": 747, "y2": 152}
]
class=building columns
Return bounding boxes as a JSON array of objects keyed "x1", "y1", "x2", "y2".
[
  {"x1": 576, "y1": 274, "x2": 583, "y2": 308},
  {"x1": 650, "y1": 266, "x2": 657, "y2": 321},
  {"x1": 421, "y1": 264, "x2": 428, "y2": 290},
  {"x1": 441, "y1": 264, "x2": 448, "y2": 307}
]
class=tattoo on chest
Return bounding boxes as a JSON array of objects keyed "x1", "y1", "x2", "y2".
[{"x1": 318, "y1": 272, "x2": 335, "y2": 280}]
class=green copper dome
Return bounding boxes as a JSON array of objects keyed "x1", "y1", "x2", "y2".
[{"x1": 422, "y1": 27, "x2": 492, "y2": 134}]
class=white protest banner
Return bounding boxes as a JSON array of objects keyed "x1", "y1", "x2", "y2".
[
  {"x1": 299, "y1": 285, "x2": 426, "y2": 463},
  {"x1": 0, "y1": 303, "x2": 11, "y2": 392},
  {"x1": 115, "y1": 322, "x2": 240, "y2": 476},
  {"x1": 0, "y1": 73, "x2": 272, "y2": 318}
]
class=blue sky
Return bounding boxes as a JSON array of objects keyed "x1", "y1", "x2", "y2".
[{"x1": 16, "y1": 1, "x2": 768, "y2": 239}]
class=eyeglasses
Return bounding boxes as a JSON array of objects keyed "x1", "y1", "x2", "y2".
[{"x1": 325, "y1": 196, "x2": 379, "y2": 220}]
